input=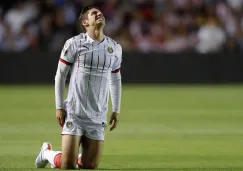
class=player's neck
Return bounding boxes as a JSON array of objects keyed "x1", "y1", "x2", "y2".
[{"x1": 87, "y1": 29, "x2": 104, "y2": 42}]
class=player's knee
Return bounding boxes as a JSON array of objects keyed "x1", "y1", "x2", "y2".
[
  {"x1": 82, "y1": 162, "x2": 98, "y2": 169},
  {"x1": 60, "y1": 162, "x2": 76, "y2": 170},
  {"x1": 61, "y1": 158, "x2": 76, "y2": 170}
]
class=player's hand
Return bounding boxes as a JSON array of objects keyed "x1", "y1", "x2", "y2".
[
  {"x1": 109, "y1": 112, "x2": 119, "y2": 131},
  {"x1": 56, "y1": 109, "x2": 66, "y2": 127}
]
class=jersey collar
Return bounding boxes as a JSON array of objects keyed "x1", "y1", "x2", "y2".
[{"x1": 86, "y1": 32, "x2": 106, "y2": 44}]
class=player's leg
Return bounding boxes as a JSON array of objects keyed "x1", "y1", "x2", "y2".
[
  {"x1": 35, "y1": 142, "x2": 83, "y2": 169},
  {"x1": 80, "y1": 124, "x2": 105, "y2": 169},
  {"x1": 36, "y1": 101, "x2": 83, "y2": 169},
  {"x1": 81, "y1": 136, "x2": 104, "y2": 169},
  {"x1": 60, "y1": 100, "x2": 83, "y2": 169},
  {"x1": 60, "y1": 134, "x2": 81, "y2": 169},
  {"x1": 50, "y1": 152, "x2": 83, "y2": 169},
  {"x1": 51, "y1": 152, "x2": 83, "y2": 169}
]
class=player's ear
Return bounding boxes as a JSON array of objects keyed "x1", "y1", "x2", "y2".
[{"x1": 82, "y1": 20, "x2": 89, "y2": 27}]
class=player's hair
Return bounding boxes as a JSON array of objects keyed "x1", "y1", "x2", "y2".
[{"x1": 78, "y1": 5, "x2": 100, "y2": 22}]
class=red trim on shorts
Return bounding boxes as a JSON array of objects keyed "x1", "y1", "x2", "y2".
[
  {"x1": 60, "y1": 58, "x2": 72, "y2": 66},
  {"x1": 112, "y1": 68, "x2": 120, "y2": 73}
]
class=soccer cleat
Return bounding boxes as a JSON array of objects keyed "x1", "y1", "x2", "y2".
[{"x1": 35, "y1": 142, "x2": 52, "y2": 168}]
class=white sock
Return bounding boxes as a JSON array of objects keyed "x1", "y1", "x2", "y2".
[{"x1": 43, "y1": 150, "x2": 61, "y2": 166}]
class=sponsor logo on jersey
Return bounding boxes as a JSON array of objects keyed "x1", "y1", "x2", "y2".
[{"x1": 107, "y1": 46, "x2": 113, "y2": 53}]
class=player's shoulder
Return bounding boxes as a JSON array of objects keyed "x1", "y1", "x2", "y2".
[
  {"x1": 64, "y1": 33, "x2": 86, "y2": 45},
  {"x1": 105, "y1": 36, "x2": 122, "y2": 49},
  {"x1": 63, "y1": 36, "x2": 76, "y2": 49},
  {"x1": 62, "y1": 35, "x2": 83, "y2": 54}
]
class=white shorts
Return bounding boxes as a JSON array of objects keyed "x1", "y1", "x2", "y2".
[
  {"x1": 61, "y1": 100, "x2": 106, "y2": 141},
  {"x1": 61, "y1": 102, "x2": 106, "y2": 141},
  {"x1": 62, "y1": 118, "x2": 105, "y2": 141}
]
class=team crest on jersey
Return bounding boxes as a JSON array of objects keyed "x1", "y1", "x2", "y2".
[
  {"x1": 107, "y1": 46, "x2": 113, "y2": 53},
  {"x1": 66, "y1": 121, "x2": 73, "y2": 129}
]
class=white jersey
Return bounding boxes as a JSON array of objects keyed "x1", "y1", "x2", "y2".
[{"x1": 58, "y1": 33, "x2": 122, "y2": 123}]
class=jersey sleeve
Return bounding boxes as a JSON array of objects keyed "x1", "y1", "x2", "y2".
[
  {"x1": 109, "y1": 43, "x2": 122, "y2": 113},
  {"x1": 112, "y1": 44, "x2": 122, "y2": 73},
  {"x1": 55, "y1": 37, "x2": 76, "y2": 109},
  {"x1": 59, "y1": 38, "x2": 76, "y2": 66}
]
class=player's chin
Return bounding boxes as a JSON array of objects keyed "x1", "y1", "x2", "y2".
[{"x1": 95, "y1": 21, "x2": 105, "y2": 27}]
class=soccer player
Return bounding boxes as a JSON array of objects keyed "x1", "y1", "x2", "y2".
[{"x1": 35, "y1": 5, "x2": 122, "y2": 170}]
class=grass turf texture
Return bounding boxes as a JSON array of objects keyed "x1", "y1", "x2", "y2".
[{"x1": 0, "y1": 85, "x2": 243, "y2": 171}]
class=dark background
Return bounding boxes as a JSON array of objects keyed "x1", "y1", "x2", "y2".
[{"x1": 1, "y1": 52, "x2": 243, "y2": 84}]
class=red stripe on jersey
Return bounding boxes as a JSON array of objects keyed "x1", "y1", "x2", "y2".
[
  {"x1": 59, "y1": 58, "x2": 72, "y2": 66},
  {"x1": 112, "y1": 68, "x2": 120, "y2": 73}
]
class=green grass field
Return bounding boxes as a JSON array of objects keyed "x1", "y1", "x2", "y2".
[{"x1": 1, "y1": 85, "x2": 243, "y2": 171}]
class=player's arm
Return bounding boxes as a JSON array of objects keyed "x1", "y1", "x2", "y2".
[
  {"x1": 55, "y1": 62, "x2": 70, "y2": 127},
  {"x1": 109, "y1": 44, "x2": 122, "y2": 131},
  {"x1": 55, "y1": 38, "x2": 75, "y2": 127}
]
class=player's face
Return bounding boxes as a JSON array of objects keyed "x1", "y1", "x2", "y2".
[{"x1": 86, "y1": 8, "x2": 105, "y2": 27}]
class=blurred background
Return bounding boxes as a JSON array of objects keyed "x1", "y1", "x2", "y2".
[
  {"x1": 1, "y1": 0, "x2": 243, "y2": 53},
  {"x1": 1, "y1": 0, "x2": 243, "y2": 84}
]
